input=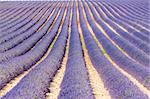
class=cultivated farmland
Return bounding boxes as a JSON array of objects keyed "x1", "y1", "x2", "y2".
[{"x1": 0, "y1": 0, "x2": 150, "y2": 99}]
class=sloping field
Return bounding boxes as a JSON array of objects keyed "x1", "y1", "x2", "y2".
[{"x1": 0, "y1": 0, "x2": 150, "y2": 99}]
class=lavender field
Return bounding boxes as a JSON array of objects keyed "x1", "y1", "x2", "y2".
[{"x1": 0, "y1": 0, "x2": 150, "y2": 99}]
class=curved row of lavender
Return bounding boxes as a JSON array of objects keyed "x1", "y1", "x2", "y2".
[{"x1": 0, "y1": 0, "x2": 149, "y2": 99}]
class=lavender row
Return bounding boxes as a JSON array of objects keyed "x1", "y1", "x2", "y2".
[
  {"x1": 100, "y1": 1, "x2": 150, "y2": 32},
  {"x1": 0, "y1": 8, "x2": 29, "y2": 24},
  {"x1": 0, "y1": 1, "x2": 36, "y2": 18},
  {"x1": 0, "y1": 4, "x2": 59, "y2": 63},
  {"x1": 58, "y1": 3, "x2": 94, "y2": 99},
  {"x1": 93, "y1": 4, "x2": 150, "y2": 55},
  {"x1": 106, "y1": 0, "x2": 150, "y2": 21},
  {"x1": 109, "y1": 2, "x2": 150, "y2": 29},
  {"x1": 0, "y1": 7, "x2": 22, "y2": 22},
  {"x1": 0, "y1": 3, "x2": 56, "y2": 53},
  {"x1": 0, "y1": 3, "x2": 65, "y2": 90},
  {"x1": 125, "y1": 0, "x2": 150, "y2": 12},
  {"x1": 90, "y1": 2, "x2": 150, "y2": 67},
  {"x1": 78, "y1": 2, "x2": 148, "y2": 98},
  {"x1": 95, "y1": 2, "x2": 150, "y2": 43},
  {"x1": 96, "y1": 2, "x2": 150, "y2": 37},
  {"x1": 2, "y1": 4, "x2": 70, "y2": 99},
  {"x1": 101, "y1": 0, "x2": 150, "y2": 22},
  {"x1": 0, "y1": 3, "x2": 50, "y2": 44},
  {"x1": 0, "y1": 3, "x2": 48, "y2": 38},
  {"x1": 0, "y1": 2, "x2": 40, "y2": 22},
  {"x1": 86, "y1": 1, "x2": 150, "y2": 90},
  {"x1": 0, "y1": 2, "x2": 43, "y2": 29}
]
